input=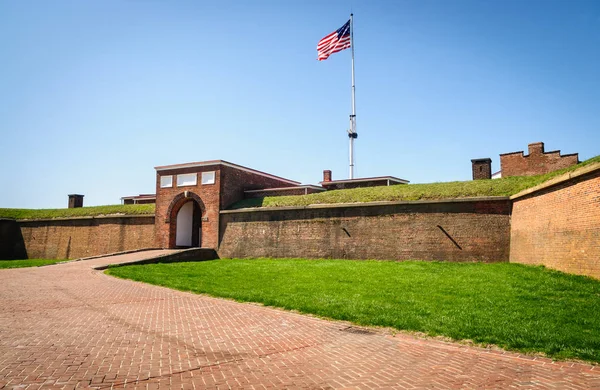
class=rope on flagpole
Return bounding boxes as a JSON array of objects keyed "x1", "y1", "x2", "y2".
[{"x1": 349, "y1": 13, "x2": 357, "y2": 179}]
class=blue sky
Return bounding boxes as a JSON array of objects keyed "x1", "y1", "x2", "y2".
[{"x1": 1, "y1": 0, "x2": 598, "y2": 208}]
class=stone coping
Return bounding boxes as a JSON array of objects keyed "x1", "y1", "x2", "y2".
[
  {"x1": 75, "y1": 247, "x2": 163, "y2": 262},
  {"x1": 221, "y1": 196, "x2": 510, "y2": 214},
  {"x1": 16, "y1": 214, "x2": 155, "y2": 223},
  {"x1": 510, "y1": 162, "x2": 600, "y2": 200},
  {"x1": 34, "y1": 248, "x2": 164, "y2": 267},
  {"x1": 93, "y1": 247, "x2": 218, "y2": 270}
]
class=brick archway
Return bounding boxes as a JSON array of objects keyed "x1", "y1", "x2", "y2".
[{"x1": 165, "y1": 192, "x2": 206, "y2": 248}]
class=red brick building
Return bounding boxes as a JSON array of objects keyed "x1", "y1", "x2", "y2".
[
  {"x1": 244, "y1": 185, "x2": 326, "y2": 198},
  {"x1": 152, "y1": 160, "x2": 410, "y2": 250},
  {"x1": 471, "y1": 142, "x2": 579, "y2": 180},
  {"x1": 121, "y1": 194, "x2": 156, "y2": 205},
  {"x1": 320, "y1": 170, "x2": 408, "y2": 189},
  {"x1": 500, "y1": 142, "x2": 579, "y2": 177},
  {"x1": 154, "y1": 160, "x2": 300, "y2": 249}
]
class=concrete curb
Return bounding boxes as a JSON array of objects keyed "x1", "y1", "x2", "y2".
[
  {"x1": 222, "y1": 196, "x2": 511, "y2": 214},
  {"x1": 510, "y1": 162, "x2": 600, "y2": 200},
  {"x1": 36, "y1": 248, "x2": 164, "y2": 267},
  {"x1": 75, "y1": 247, "x2": 163, "y2": 262},
  {"x1": 93, "y1": 248, "x2": 218, "y2": 270},
  {"x1": 17, "y1": 214, "x2": 155, "y2": 223}
]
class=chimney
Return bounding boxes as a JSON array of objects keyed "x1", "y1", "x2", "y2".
[
  {"x1": 68, "y1": 194, "x2": 84, "y2": 208},
  {"x1": 323, "y1": 170, "x2": 332, "y2": 182},
  {"x1": 471, "y1": 158, "x2": 492, "y2": 180},
  {"x1": 528, "y1": 142, "x2": 544, "y2": 155}
]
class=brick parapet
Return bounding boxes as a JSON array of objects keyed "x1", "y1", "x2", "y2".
[
  {"x1": 500, "y1": 142, "x2": 579, "y2": 177},
  {"x1": 221, "y1": 196, "x2": 511, "y2": 214},
  {"x1": 510, "y1": 162, "x2": 600, "y2": 200},
  {"x1": 18, "y1": 215, "x2": 155, "y2": 259},
  {"x1": 510, "y1": 163, "x2": 600, "y2": 279},
  {"x1": 16, "y1": 214, "x2": 155, "y2": 223},
  {"x1": 218, "y1": 198, "x2": 511, "y2": 262}
]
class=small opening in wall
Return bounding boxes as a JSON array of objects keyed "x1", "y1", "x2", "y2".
[{"x1": 201, "y1": 171, "x2": 216, "y2": 185}]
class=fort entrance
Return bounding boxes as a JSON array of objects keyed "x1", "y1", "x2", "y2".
[
  {"x1": 154, "y1": 160, "x2": 301, "y2": 250},
  {"x1": 175, "y1": 199, "x2": 202, "y2": 247},
  {"x1": 164, "y1": 191, "x2": 206, "y2": 249}
]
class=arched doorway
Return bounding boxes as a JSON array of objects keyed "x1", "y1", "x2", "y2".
[{"x1": 175, "y1": 200, "x2": 202, "y2": 247}]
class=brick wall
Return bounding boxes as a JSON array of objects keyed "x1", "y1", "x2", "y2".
[
  {"x1": 218, "y1": 198, "x2": 511, "y2": 262},
  {"x1": 500, "y1": 142, "x2": 579, "y2": 177},
  {"x1": 510, "y1": 165, "x2": 600, "y2": 278},
  {"x1": 219, "y1": 165, "x2": 300, "y2": 209},
  {"x1": 6, "y1": 161, "x2": 599, "y2": 278},
  {"x1": 18, "y1": 215, "x2": 155, "y2": 259},
  {"x1": 0, "y1": 219, "x2": 27, "y2": 259}
]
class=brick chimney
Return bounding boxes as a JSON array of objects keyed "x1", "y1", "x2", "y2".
[
  {"x1": 471, "y1": 158, "x2": 492, "y2": 180},
  {"x1": 528, "y1": 142, "x2": 544, "y2": 155},
  {"x1": 68, "y1": 194, "x2": 84, "y2": 208},
  {"x1": 323, "y1": 170, "x2": 332, "y2": 182}
]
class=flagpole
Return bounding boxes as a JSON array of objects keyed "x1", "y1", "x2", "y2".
[{"x1": 349, "y1": 13, "x2": 357, "y2": 179}]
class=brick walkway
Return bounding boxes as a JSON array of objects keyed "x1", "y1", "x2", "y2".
[{"x1": 0, "y1": 251, "x2": 598, "y2": 389}]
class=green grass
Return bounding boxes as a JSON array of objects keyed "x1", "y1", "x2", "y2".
[
  {"x1": 231, "y1": 155, "x2": 600, "y2": 209},
  {"x1": 0, "y1": 204, "x2": 155, "y2": 220},
  {"x1": 0, "y1": 259, "x2": 67, "y2": 268},
  {"x1": 107, "y1": 258, "x2": 600, "y2": 363}
]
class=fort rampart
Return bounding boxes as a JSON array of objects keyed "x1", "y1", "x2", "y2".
[
  {"x1": 218, "y1": 198, "x2": 511, "y2": 262},
  {"x1": 509, "y1": 164, "x2": 600, "y2": 278},
  {"x1": 2, "y1": 163, "x2": 599, "y2": 279},
  {"x1": 17, "y1": 215, "x2": 155, "y2": 259}
]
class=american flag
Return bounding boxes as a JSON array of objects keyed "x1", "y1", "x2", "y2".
[{"x1": 317, "y1": 20, "x2": 351, "y2": 61}]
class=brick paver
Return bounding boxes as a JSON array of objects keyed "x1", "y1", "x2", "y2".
[{"x1": 0, "y1": 251, "x2": 598, "y2": 389}]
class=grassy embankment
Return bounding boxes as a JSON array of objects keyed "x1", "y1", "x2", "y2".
[
  {"x1": 107, "y1": 258, "x2": 600, "y2": 363},
  {"x1": 1, "y1": 155, "x2": 597, "y2": 217},
  {"x1": 0, "y1": 259, "x2": 67, "y2": 269},
  {"x1": 0, "y1": 204, "x2": 155, "y2": 220},
  {"x1": 231, "y1": 155, "x2": 600, "y2": 209}
]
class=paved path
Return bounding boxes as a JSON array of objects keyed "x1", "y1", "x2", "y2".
[{"x1": 0, "y1": 251, "x2": 598, "y2": 389}]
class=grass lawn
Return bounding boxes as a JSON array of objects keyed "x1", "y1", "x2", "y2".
[
  {"x1": 0, "y1": 259, "x2": 67, "y2": 268},
  {"x1": 230, "y1": 155, "x2": 600, "y2": 209},
  {"x1": 0, "y1": 204, "x2": 155, "y2": 220},
  {"x1": 107, "y1": 258, "x2": 600, "y2": 363}
]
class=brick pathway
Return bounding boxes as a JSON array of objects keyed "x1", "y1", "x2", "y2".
[{"x1": 0, "y1": 251, "x2": 598, "y2": 389}]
